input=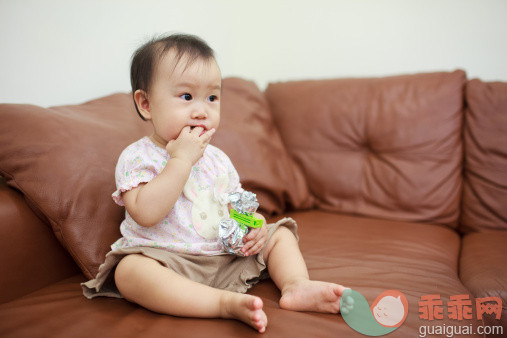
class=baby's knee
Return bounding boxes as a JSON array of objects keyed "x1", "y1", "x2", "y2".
[
  {"x1": 266, "y1": 226, "x2": 295, "y2": 250},
  {"x1": 272, "y1": 225, "x2": 296, "y2": 242},
  {"x1": 114, "y1": 254, "x2": 147, "y2": 289},
  {"x1": 263, "y1": 226, "x2": 297, "y2": 262}
]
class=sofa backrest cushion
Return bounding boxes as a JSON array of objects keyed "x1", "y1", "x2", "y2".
[
  {"x1": 0, "y1": 78, "x2": 310, "y2": 279},
  {"x1": 0, "y1": 94, "x2": 152, "y2": 279},
  {"x1": 461, "y1": 79, "x2": 507, "y2": 233},
  {"x1": 266, "y1": 70, "x2": 466, "y2": 228},
  {"x1": 213, "y1": 78, "x2": 312, "y2": 214}
]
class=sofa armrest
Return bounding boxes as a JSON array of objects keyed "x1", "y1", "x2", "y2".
[{"x1": 0, "y1": 180, "x2": 79, "y2": 304}]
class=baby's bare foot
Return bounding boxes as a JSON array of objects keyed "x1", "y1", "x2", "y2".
[
  {"x1": 221, "y1": 293, "x2": 267, "y2": 333},
  {"x1": 279, "y1": 279, "x2": 347, "y2": 313}
]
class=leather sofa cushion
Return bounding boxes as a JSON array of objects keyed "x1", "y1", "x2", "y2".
[
  {"x1": 266, "y1": 71, "x2": 466, "y2": 228},
  {"x1": 0, "y1": 78, "x2": 308, "y2": 279},
  {"x1": 460, "y1": 231, "x2": 507, "y2": 328},
  {"x1": 0, "y1": 181, "x2": 78, "y2": 303},
  {"x1": 461, "y1": 79, "x2": 507, "y2": 233},
  {"x1": 0, "y1": 212, "x2": 481, "y2": 337},
  {"x1": 0, "y1": 93, "x2": 152, "y2": 279},
  {"x1": 212, "y1": 78, "x2": 312, "y2": 214}
]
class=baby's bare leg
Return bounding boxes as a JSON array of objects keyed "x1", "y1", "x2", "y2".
[
  {"x1": 114, "y1": 254, "x2": 267, "y2": 332},
  {"x1": 263, "y1": 226, "x2": 346, "y2": 313}
]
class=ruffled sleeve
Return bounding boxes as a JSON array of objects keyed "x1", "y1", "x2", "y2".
[{"x1": 111, "y1": 145, "x2": 157, "y2": 206}]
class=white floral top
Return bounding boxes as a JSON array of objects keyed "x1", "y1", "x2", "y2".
[{"x1": 111, "y1": 136, "x2": 243, "y2": 255}]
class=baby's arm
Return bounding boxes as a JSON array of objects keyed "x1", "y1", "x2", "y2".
[{"x1": 123, "y1": 126, "x2": 215, "y2": 227}]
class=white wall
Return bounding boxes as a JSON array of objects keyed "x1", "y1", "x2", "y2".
[{"x1": 1, "y1": 0, "x2": 506, "y2": 107}]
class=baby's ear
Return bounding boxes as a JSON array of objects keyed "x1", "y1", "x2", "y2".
[
  {"x1": 134, "y1": 89, "x2": 152, "y2": 120},
  {"x1": 183, "y1": 178, "x2": 199, "y2": 202}
]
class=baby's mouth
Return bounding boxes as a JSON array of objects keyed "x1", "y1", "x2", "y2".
[{"x1": 190, "y1": 125, "x2": 207, "y2": 136}]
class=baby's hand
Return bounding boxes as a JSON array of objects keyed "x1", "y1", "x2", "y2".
[
  {"x1": 166, "y1": 126, "x2": 216, "y2": 166},
  {"x1": 241, "y1": 213, "x2": 268, "y2": 256}
]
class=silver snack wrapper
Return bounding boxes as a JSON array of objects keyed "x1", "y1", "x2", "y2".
[
  {"x1": 218, "y1": 191, "x2": 260, "y2": 256},
  {"x1": 229, "y1": 191, "x2": 259, "y2": 215},
  {"x1": 219, "y1": 218, "x2": 248, "y2": 255}
]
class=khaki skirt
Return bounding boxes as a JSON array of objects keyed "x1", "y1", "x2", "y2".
[{"x1": 82, "y1": 217, "x2": 297, "y2": 299}]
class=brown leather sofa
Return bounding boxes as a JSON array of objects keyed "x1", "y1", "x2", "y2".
[{"x1": 0, "y1": 70, "x2": 505, "y2": 337}]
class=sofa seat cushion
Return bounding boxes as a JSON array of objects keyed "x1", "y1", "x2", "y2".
[
  {"x1": 0, "y1": 212, "x2": 482, "y2": 337},
  {"x1": 286, "y1": 211, "x2": 481, "y2": 335},
  {"x1": 460, "y1": 231, "x2": 507, "y2": 328}
]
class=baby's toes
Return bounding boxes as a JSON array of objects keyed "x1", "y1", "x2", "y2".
[
  {"x1": 247, "y1": 297, "x2": 267, "y2": 332},
  {"x1": 322, "y1": 284, "x2": 341, "y2": 302},
  {"x1": 251, "y1": 309, "x2": 267, "y2": 332},
  {"x1": 248, "y1": 296, "x2": 263, "y2": 311},
  {"x1": 332, "y1": 284, "x2": 347, "y2": 297},
  {"x1": 250, "y1": 310, "x2": 261, "y2": 322},
  {"x1": 325, "y1": 284, "x2": 347, "y2": 313}
]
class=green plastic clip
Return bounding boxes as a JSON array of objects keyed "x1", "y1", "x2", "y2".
[{"x1": 230, "y1": 209, "x2": 264, "y2": 229}]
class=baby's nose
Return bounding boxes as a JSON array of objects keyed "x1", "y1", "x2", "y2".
[{"x1": 191, "y1": 107, "x2": 207, "y2": 119}]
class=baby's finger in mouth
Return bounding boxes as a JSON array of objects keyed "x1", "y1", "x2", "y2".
[{"x1": 189, "y1": 126, "x2": 204, "y2": 135}]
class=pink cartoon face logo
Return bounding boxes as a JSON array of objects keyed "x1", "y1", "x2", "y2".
[{"x1": 371, "y1": 290, "x2": 409, "y2": 328}]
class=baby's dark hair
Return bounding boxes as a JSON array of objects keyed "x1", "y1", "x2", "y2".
[{"x1": 130, "y1": 33, "x2": 215, "y2": 120}]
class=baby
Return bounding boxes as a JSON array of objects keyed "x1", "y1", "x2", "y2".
[{"x1": 82, "y1": 33, "x2": 346, "y2": 333}]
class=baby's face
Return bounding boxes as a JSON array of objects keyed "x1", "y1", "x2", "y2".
[{"x1": 144, "y1": 50, "x2": 221, "y2": 147}]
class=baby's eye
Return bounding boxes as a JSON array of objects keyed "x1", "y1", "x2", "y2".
[
  {"x1": 208, "y1": 95, "x2": 218, "y2": 102},
  {"x1": 181, "y1": 93, "x2": 192, "y2": 101}
]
